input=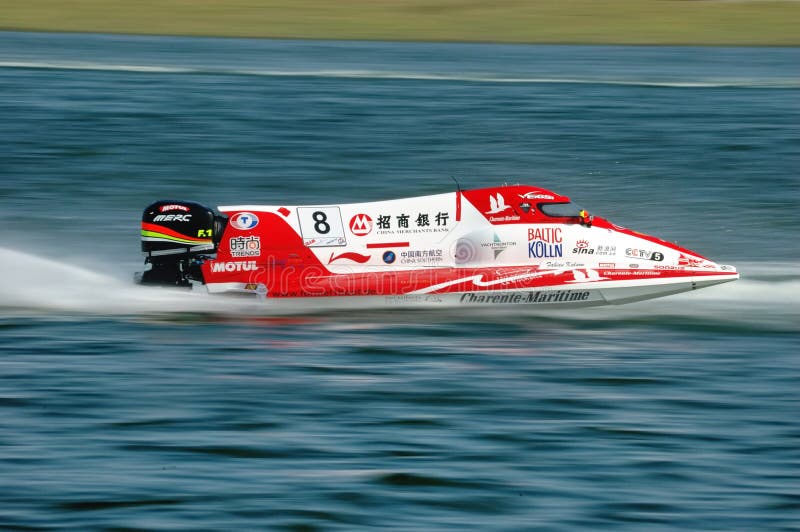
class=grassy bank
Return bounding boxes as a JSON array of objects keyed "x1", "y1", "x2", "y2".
[{"x1": 2, "y1": 0, "x2": 799, "y2": 46}]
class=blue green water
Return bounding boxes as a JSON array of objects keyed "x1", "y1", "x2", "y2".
[{"x1": 1, "y1": 32, "x2": 798, "y2": 530}]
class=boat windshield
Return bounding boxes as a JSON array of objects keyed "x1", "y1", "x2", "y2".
[{"x1": 539, "y1": 202, "x2": 585, "y2": 218}]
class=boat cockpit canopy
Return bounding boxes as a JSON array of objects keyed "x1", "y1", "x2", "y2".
[{"x1": 539, "y1": 201, "x2": 586, "y2": 218}]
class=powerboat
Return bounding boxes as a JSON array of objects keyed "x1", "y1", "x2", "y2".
[{"x1": 136, "y1": 185, "x2": 738, "y2": 307}]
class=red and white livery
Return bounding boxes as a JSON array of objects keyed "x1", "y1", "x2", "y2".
[{"x1": 137, "y1": 185, "x2": 738, "y2": 307}]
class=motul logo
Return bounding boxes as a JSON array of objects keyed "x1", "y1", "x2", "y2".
[
  {"x1": 153, "y1": 214, "x2": 192, "y2": 222},
  {"x1": 210, "y1": 261, "x2": 258, "y2": 273},
  {"x1": 159, "y1": 204, "x2": 190, "y2": 212},
  {"x1": 349, "y1": 214, "x2": 373, "y2": 236}
]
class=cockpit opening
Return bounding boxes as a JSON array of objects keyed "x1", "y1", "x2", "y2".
[
  {"x1": 539, "y1": 202, "x2": 584, "y2": 218},
  {"x1": 539, "y1": 201, "x2": 593, "y2": 226}
]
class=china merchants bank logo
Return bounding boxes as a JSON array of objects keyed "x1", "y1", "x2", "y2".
[{"x1": 349, "y1": 214, "x2": 373, "y2": 236}]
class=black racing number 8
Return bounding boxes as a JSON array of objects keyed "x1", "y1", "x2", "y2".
[{"x1": 312, "y1": 211, "x2": 330, "y2": 234}]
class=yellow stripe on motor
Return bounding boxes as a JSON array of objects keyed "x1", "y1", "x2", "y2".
[{"x1": 141, "y1": 230, "x2": 211, "y2": 245}]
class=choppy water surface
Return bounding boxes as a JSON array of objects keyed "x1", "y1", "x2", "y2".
[{"x1": 1, "y1": 32, "x2": 798, "y2": 530}]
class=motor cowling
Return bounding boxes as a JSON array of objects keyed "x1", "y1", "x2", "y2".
[{"x1": 138, "y1": 201, "x2": 226, "y2": 286}]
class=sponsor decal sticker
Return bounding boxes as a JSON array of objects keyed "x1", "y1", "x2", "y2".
[
  {"x1": 210, "y1": 260, "x2": 258, "y2": 273},
  {"x1": 489, "y1": 214, "x2": 521, "y2": 222},
  {"x1": 518, "y1": 192, "x2": 555, "y2": 200},
  {"x1": 528, "y1": 227, "x2": 563, "y2": 259},
  {"x1": 603, "y1": 270, "x2": 662, "y2": 277},
  {"x1": 485, "y1": 193, "x2": 512, "y2": 215},
  {"x1": 382, "y1": 251, "x2": 396, "y2": 264},
  {"x1": 159, "y1": 204, "x2": 190, "y2": 212},
  {"x1": 229, "y1": 236, "x2": 261, "y2": 257},
  {"x1": 400, "y1": 249, "x2": 444, "y2": 265},
  {"x1": 303, "y1": 237, "x2": 346, "y2": 247},
  {"x1": 572, "y1": 239, "x2": 593, "y2": 254},
  {"x1": 349, "y1": 214, "x2": 373, "y2": 236},
  {"x1": 230, "y1": 212, "x2": 259, "y2": 230},
  {"x1": 374, "y1": 212, "x2": 450, "y2": 235},
  {"x1": 153, "y1": 214, "x2": 192, "y2": 222},
  {"x1": 572, "y1": 241, "x2": 616, "y2": 256},
  {"x1": 482, "y1": 233, "x2": 517, "y2": 259},
  {"x1": 678, "y1": 253, "x2": 704, "y2": 267},
  {"x1": 460, "y1": 290, "x2": 591, "y2": 304},
  {"x1": 625, "y1": 248, "x2": 664, "y2": 261},
  {"x1": 597, "y1": 245, "x2": 616, "y2": 256},
  {"x1": 543, "y1": 261, "x2": 585, "y2": 268}
]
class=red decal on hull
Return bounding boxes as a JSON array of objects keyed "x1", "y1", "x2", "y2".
[
  {"x1": 366, "y1": 242, "x2": 410, "y2": 249},
  {"x1": 329, "y1": 252, "x2": 371, "y2": 264}
]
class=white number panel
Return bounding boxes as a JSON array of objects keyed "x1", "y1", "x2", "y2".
[{"x1": 297, "y1": 206, "x2": 347, "y2": 247}]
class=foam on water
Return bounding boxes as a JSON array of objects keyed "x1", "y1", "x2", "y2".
[
  {"x1": 1, "y1": 247, "x2": 796, "y2": 331},
  {"x1": 0, "y1": 247, "x2": 272, "y2": 316}
]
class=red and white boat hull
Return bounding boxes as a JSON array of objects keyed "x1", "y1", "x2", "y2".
[{"x1": 139, "y1": 184, "x2": 738, "y2": 308}]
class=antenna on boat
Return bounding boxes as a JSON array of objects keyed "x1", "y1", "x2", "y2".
[{"x1": 451, "y1": 176, "x2": 463, "y2": 223}]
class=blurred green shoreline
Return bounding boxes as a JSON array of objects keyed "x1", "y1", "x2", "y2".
[{"x1": 3, "y1": 1, "x2": 799, "y2": 46}]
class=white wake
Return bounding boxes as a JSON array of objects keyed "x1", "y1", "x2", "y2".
[{"x1": 0, "y1": 247, "x2": 796, "y2": 331}]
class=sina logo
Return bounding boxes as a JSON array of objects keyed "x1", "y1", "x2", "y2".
[
  {"x1": 485, "y1": 193, "x2": 511, "y2": 215},
  {"x1": 573, "y1": 240, "x2": 594, "y2": 254},
  {"x1": 349, "y1": 214, "x2": 373, "y2": 236}
]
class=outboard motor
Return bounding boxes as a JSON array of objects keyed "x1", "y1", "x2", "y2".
[{"x1": 137, "y1": 201, "x2": 227, "y2": 286}]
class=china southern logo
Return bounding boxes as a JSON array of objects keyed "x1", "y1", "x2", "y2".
[{"x1": 485, "y1": 193, "x2": 511, "y2": 215}]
